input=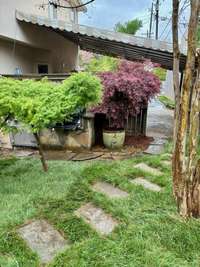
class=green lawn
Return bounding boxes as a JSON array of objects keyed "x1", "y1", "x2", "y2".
[{"x1": 0, "y1": 150, "x2": 200, "y2": 267}]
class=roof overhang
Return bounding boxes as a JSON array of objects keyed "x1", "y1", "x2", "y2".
[{"x1": 16, "y1": 10, "x2": 187, "y2": 71}]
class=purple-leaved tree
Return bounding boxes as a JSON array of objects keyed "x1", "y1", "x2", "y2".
[{"x1": 92, "y1": 61, "x2": 161, "y2": 129}]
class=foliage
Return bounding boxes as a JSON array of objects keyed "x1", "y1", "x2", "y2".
[
  {"x1": 1, "y1": 149, "x2": 200, "y2": 266},
  {"x1": 0, "y1": 73, "x2": 102, "y2": 133},
  {"x1": 85, "y1": 56, "x2": 119, "y2": 73},
  {"x1": 158, "y1": 95, "x2": 175, "y2": 110},
  {"x1": 115, "y1": 19, "x2": 142, "y2": 35},
  {"x1": 61, "y1": 72, "x2": 102, "y2": 109},
  {"x1": 153, "y1": 67, "x2": 167, "y2": 81},
  {"x1": 92, "y1": 61, "x2": 161, "y2": 129}
]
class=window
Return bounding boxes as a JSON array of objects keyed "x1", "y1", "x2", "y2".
[{"x1": 38, "y1": 64, "x2": 49, "y2": 74}]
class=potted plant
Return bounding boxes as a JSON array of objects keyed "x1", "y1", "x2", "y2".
[{"x1": 92, "y1": 60, "x2": 161, "y2": 149}]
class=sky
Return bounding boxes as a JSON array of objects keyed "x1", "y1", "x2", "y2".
[{"x1": 79, "y1": 0, "x2": 189, "y2": 43}]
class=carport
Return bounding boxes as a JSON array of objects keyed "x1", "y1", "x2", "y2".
[{"x1": 16, "y1": 10, "x2": 187, "y2": 71}]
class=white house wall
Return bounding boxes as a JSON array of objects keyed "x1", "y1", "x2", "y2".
[{"x1": 0, "y1": 0, "x2": 79, "y2": 74}]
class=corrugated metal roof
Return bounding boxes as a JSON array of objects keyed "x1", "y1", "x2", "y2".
[{"x1": 16, "y1": 10, "x2": 187, "y2": 70}]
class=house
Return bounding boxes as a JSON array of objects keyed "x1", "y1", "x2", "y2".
[
  {"x1": 0, "y1": 0, "x2": 86, "y2": 75},
  {"x1": 0, "y1": 3, "x2": 187, "y2": 150}
]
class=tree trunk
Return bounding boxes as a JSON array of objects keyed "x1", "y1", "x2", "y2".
[
  {"x1": 172, "y1": 0, "x2": 180, "y2": 139},
  {"x1": 172, "y1": 0, "x2": 200, "y2": 217},
  {"x1": 172, "y1": 0, "x2": 181, "y2": 197},
  {"x1": 34, "y1": 133, "x2": 48, "y2": 172}
]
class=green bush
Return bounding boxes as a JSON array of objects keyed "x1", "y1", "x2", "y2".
[
  {"x1": 158, "y1": 95, "x2": 175, "y2": 109},
  {"x1": 0, "y1": 73, "x2": 102, "y2": 133},
  {"x1": 61, "y1": 72, "x2": 102, "y2": 109},
  {"x1": 153, "y1": 67, "x2": 167, "y2": 81},
  {"x1": 85, "y1": 56, "x2": 119, "y2": 73}
]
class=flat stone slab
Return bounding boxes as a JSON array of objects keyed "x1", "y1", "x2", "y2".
[
  {"x1": 144, "y1": 144, "x2": 165, "y2": 155},
  {"x1": 75, "y1": 203, "x2": 118, "y2": 235},
  {"x1": 15, "y1": 150, "x2": 35, "y2": 157},
  {"x1": 72, "y1": 152, "x2": 103, "y2": 161},
  {"x1": 131, "y1": 177, "x2": 162, "y2": 192},
  {"x1": 92, "y1": 181, "x2": 129, "y2": 199},
  {"x1": 134, "y1": 163, "x2": 163, "y2": 176},
  {"x1": 150, "y1": 137, "x2": 167, "y2": 146},
  {"x1": 18, "y1": 220, "x2": 70, "y2": 264}
]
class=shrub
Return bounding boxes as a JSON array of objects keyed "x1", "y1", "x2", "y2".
[
  {"x1": 85, "y1": 56, "x2": 119, "y2": 73},
  {"x1": 153, "y1": 67, "x2": 167, "y2": 81},
  {"x1": 0, "y1": 72, "x2": 102, "y2": 170},
  {"x1": 61, "y1": 72, "x2": 102, "y2": 109},
  {"x1": 158, "y1": 95, "x2": 175, "y2": 109},
  {"x1": 92, "y1": 61, "x2": 161, "y2": 129}
]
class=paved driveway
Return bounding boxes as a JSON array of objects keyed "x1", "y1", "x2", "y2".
[{"x1": 147, "y1": 99, "x2": 174, "y2": 139}]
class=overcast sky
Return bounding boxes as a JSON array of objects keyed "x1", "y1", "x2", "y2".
[{"x1": 79, "y1": 0, "x2": 189, "y2": 43}]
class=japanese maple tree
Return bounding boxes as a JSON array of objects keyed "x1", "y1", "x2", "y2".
[{"x1": 92, "y1": 60, "x2": 161, "y2": 129}]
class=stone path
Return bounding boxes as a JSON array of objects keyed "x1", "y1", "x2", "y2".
[
  {"x1": 75, "y1": 203, "x2": 118, "y2": 236},
  {"x1": 144, "y1": 137, "x2": 167, "y2": 155},
  {"x1": 15, "y1": 150, "x2": 35, "y2": 158},
  {"x1": 134, "y1": 163, "x2": 163, "y2": 176},
  {"x1": 92, "y1": 181, "x2": 129, "y2": 199},
  {"x1": 17, "y1": 159, "x2": 166, "y2": 264},
  {"x1": 18, "y1": 220, "x2": 70, "y2": 264},
  {"x1": 131, "y1": 177, "x2": 162, "y2": 192}
]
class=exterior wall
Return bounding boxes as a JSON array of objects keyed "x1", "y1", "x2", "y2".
[
  {"x1": 0, "y1": 35, "x2": 78, "y2": 74},
  {"x1": 0, "y1": 0, "x2": 80, "y2": 74},
  {"x1": 39, "y1": 114, "x2": 95, "y2": 150}
]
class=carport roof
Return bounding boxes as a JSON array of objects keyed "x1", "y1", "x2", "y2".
[{"x1": 16, "y1": 10, "x2": 187, "y2": 71}]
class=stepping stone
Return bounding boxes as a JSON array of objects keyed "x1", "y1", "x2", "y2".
[
  {"x1": 131, "y1": 177, "x2": 162, "y2": 192},
  {"x1": 150, "y1": 137, "x2": 167, "y2": 146},
  {"x1": 162, "y1": 160, "x2": 171, "y2": 167},
  {"x1": 92, "y1": 181, "x2": 129, "y2": 199},
  {"x1": 75, "y1": 203, "x2": 118, "y2": 235},
  {"x1": 18, "y1": 220, "x2": 70, "y2": 264},
  {"x1": 15, "y1": 150, "x2": 34, "y2": 157},
  {"x1": 134, "y1": 163, "x2": 163, "y2": 176},
  {"x1": 72, "y1": 152, "x2": 103, "y2": 161},
  {"x1": 144, "y1": 144, "x2": 165, "y2": 155}
]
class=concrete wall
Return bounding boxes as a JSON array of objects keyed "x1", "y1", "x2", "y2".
[
  {"x1": 39, "y1": 114, "x2": 95, "y2": 150},
  {"x1": 0, "y1": 0, "x2": 79, "y2": 74}
]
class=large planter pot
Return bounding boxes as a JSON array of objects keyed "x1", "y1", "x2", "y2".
[{"x1": 103, "y1": 129, "x2": 125, "y2": 149}]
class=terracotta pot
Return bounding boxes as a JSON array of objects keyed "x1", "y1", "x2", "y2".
[{"x1": 103, "y1": 129, "x2": 125, "y2": 149}]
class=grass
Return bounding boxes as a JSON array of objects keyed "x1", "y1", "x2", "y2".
[
  {"x1": 158, "y1": 95, "x2": 175, "y2": 110},
  {"x1": 0, "y1": 149, "x2": 200, "y2": 267}
]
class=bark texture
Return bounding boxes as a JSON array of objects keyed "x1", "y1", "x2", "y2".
[
  {"x1": 172, "y1": 0, "x2": 200, "y2": 217},
  {"x1": 172, "y1": 0, "x2": 180, "y2": 144},
  {"x1": 34, "y1": 133, "x2": 48, "y2": 172}
]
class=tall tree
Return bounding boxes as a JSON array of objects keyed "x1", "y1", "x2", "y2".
[
  {"x1": 115, "y1": 19, "x2": 142, "y2": 35},
  {"x1": 172, "y1": 0, "x2": 200, "y2": 217}
]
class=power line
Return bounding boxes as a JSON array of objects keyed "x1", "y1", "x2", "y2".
[
  {"x1": 159, "y1": 17, "x2": 172, "y2": 39},
  {"x1": 148, "y1": 2, "x2": 154, "y2": 38},
  {"x1": 155, "y1": 0, "x2": 159, "y2": 39},
  {"x1": 49, "y1": 0, "x2": 95, "y2": 9},
  {"x1": 160, "y1": 0, "x2": 189, "y2": 41}
]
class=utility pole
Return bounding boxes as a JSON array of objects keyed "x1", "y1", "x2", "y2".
[
  {"x1": 155, "y1": 0, "x2": 159, "y2": 39},
  {"x1": 148, "y1": 2, "x2": 154, "y2": 38}
]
